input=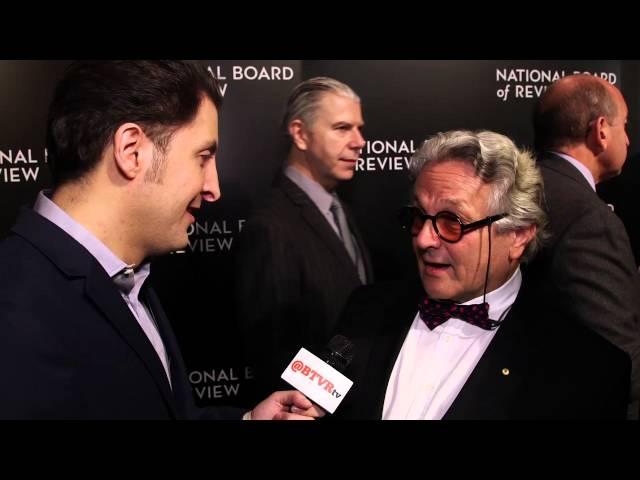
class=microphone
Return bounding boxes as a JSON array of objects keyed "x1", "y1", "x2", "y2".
[
  {"x1": 320, "y1": 334, "x2": 355, "y2": 372},
  {"x1": 280, "y1": 335, "x2": 355, "y2": 414}
]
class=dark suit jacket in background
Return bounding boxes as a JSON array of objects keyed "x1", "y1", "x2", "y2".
[
  {"x1": 331, "y1": 280, "x2": 630, "y2": 420},
  {"x1": 0, "y1": 208, "x2": 244, "y2": 420},
  {"x1": 235, "y1": 174, "x2": 373, "y2": 403},
  {"x1": 526, "y1": 152, "x2": 640, "y2": 401}
]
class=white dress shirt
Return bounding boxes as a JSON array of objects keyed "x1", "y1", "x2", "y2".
[{"x1": 382, "y1": 268, "x2": 522, "y2": 420}]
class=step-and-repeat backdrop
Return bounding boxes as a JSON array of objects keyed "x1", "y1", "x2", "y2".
[{"x1": 2, "y1": 60, "x2": 638, "y2": 407}]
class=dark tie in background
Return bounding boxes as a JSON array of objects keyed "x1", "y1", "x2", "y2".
[{"x1": 330, "y1": 194, "x2": 367, "y2": 284}]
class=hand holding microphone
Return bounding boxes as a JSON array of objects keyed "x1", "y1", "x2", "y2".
[
  {"x1": 248, "y1": 389, "x2": 323, "y2": 420},
  {"x1": 280, "y1": 335, "x2": 355, "y2": 414},
  {"x1": 245, "y1": 335, "x2": 355, "y2": 420}
]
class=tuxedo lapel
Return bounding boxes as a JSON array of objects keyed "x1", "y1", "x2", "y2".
[
  {"x1": 355, "y1": 284, "x2": 422, "y2": 419},
  {"x1": 444, "y1": 296, "x2": 530, "y2": 420}
]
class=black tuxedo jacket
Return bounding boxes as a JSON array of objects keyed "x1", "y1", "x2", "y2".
[{"x1": 332, "y1": 280, "x2": 630, "y2": 420}]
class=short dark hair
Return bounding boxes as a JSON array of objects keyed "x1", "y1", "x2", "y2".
[
  {"x1": 46, "y1": 60, "x2": 222, "y2": 186},
  {"x1": 533, "y1": 75, "x2": 617, "y2": 152}
]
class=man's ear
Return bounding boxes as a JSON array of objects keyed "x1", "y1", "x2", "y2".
[
  {"x1": 508, "y1": 224, "x2": 536, "y2": 262},
  {"x1": 587, "y1": 116, "x2": 608, "y2": 155},
  {"x1": 113, "y1": 123, "x2": 147, "y2": 180},
  {"x1": 288, "y1": 119, "x2": 309, "y2": 151}
]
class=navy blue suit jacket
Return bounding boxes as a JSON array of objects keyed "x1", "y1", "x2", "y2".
[{"x1": 0, "y1": 208, "x2": 244, "y2": 419}]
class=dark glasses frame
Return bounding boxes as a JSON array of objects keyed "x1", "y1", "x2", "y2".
[{"x1": 400, "y1": 205, "x2": 508, "y2": 243}]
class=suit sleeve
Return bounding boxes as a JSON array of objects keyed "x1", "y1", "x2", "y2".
[{"x1": 551, "y1": 206, "x2": 640, "y2": 399}]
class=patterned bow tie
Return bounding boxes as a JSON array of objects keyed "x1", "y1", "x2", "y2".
[{"x1": 418, "y1": 297, "x2": 501, "y2": 331}]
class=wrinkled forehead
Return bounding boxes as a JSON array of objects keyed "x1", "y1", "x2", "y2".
[{"x1": 414, "y1": 162, "x2": 491, "y2": 216}]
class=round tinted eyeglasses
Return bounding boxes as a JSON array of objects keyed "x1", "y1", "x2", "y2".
[{"x1": 400, "y1": 205, "x2": 508, "y2": 243}]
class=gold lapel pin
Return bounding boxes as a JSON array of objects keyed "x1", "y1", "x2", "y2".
[{"x1": 501, "y1": 368, "x2": 510, "y2": 376}]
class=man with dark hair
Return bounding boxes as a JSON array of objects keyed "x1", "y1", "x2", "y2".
[
  {"x1": 0, "y1": 61, "x2": 319, "y2": 420},
  {"x1": 235, "y1": 77, "x2": 373, "y2": 403},
  {"x1": 528, "y1": 74, "x2": 640, "y2": 416}
]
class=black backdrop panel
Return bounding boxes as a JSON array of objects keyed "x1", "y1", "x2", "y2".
[{"x1": 1, "y1": 60, "x2": 637, "y2": 408}]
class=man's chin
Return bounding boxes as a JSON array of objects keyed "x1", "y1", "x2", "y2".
[
  {"x1": 335, "y1": 167, "x2": 355, "y2": 180},
  {"x1": 422, "y1": 280, "x2": 456, "y2": 302},
  {"x1": 166, "y1": 236, "x2": 189, "y2": 254}
]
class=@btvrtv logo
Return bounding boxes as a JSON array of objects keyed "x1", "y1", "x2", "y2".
[{"x1": 281, "y1": 348, "x2": 353, "y2": 414}]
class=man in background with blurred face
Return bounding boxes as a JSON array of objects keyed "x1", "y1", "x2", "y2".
[{"x1": 235, "y1": 77, "x2": 374, "y2": 403}]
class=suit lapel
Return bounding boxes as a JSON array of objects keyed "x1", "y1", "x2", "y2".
[
  {"x1": 278, "y1": 176, "x2": 361, "y2": 276},
  {"x1": 540, "y1": 152, "x2": 595, "y2": 193},
  {"x1": 13, "y1": 208, "x2": 178, "y2": 417},
  {"x1": 142, "y1": 284, "x2": 192, "y2": 419},
  {"x1": 84, "y1": 268, "x2": 177, "y2": 416}
]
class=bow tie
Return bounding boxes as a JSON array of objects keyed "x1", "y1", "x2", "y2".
[{"x1": 418, "y1": 297, "x2": 502, "y2": 331}]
